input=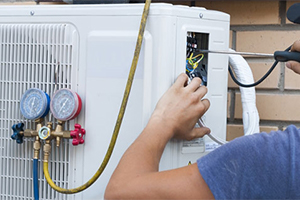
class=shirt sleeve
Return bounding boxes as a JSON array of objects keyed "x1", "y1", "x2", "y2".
[{"x1": 197, "y1": 125, "x2": 300, "y2": 199}]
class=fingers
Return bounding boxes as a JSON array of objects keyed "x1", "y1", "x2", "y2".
[
  {"x1": 286, "y1": 40, "x2": 300, "y2": 75},
  {"x1": 286, "y1": 61, "x2": 300, "y2": 75},
  {"x1": 200, "y1": 99, "x2": 210, "y2": 114},
  {"x1": 187, "y1": 77, "x2": 202, "y2": 91},
  {"x1": 187, "y1": 127, "x2": 211, "y2": 140},
  {"x1": 174, "y1": 73, "x2": 209, "y2": 113},
  {"x1": 190, "y1": 80, "x2": 209, "y2": 115},
  {"x1": 174, "y1": 73, "x2": 203, "y2": 92},
  {"x1": 174, "y1": 73, "x2": 188, "y2": 88},
  {"x1": 174, "y1": 74, "x2": 209, "y2": 113},
  {"x1": 291, "y1": 40, "x2": 300, "y2": 52},
  {"x1": 194, "y1": 84, "x2": 207, "y2": 97}
]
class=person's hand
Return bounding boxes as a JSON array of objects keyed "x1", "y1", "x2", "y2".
[
  {"x1": 150, "y1": 73, "x2": 210, "y2": 141},
  {"x1": 286, "y1": 40, "x2": 300, "y2": 74}
]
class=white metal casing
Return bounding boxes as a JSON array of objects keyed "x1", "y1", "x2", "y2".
[{"x1": 0, "y1": 4, "x2": 229, "y2": 200}]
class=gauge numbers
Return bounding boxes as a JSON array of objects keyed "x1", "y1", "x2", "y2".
[
  {"x1": 50, "y1": 88, "x2": 82, "y2": 121},
  {"x1": 20, "y1": 88, "x2": 50, "y2": 120}
]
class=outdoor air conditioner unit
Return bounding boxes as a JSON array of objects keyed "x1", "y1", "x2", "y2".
[{"x1": 0, "y1": 3, "x2": 229, "y2": 200}]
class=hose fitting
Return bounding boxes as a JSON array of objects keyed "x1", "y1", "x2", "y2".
[
  {"x1": 43, "y1": 140, "x2": 51, "y2": 162},
  {"x1": 33, "y1": 136, "x2": 41, "y2": 159}
]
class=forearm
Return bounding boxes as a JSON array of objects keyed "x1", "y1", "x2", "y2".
[
  {"x1": 104, "y1": 117, "x2": 173, "y2": 198},
  {"x1": 105, "y1": 74, "x2": 212, "y2": 199},
  {"x1": 109, "y1": 116, "x2": 172, "y2": 178}
]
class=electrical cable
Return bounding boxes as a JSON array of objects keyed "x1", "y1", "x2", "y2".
[
  {"x1": 197, "y1": 118, "x2": 227, "y2": 145},
  {"x1": 195, "y1": 54, "x2": 204, "y2": 64},
  {"x1": 33, "y1": 159, "x2": 39, "y2": 200},
  {"x1": 229, "y1": 46, "x2": 291, "y2": 88},
  {"x1": 43, "y1": 0, "x2": 151, "y2": 194},
  {"x1": 207, "y1": 132, "x2": 227, "y2": 145},
  {"x1": 186, "y1": 53, "x2": 204, "y2": 73}
]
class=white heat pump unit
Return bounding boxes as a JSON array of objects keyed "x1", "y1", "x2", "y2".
[{"x1": 0, "y1": 3, "x2": 229, "y2": 200}]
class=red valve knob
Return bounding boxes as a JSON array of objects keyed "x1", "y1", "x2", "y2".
[{"x1": 70, "y1": 124, "x2": 85, "y2": 146}]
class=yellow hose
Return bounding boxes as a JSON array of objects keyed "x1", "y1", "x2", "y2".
[{"x1": 43, "y1": 0, "x2": 151, "y2": 194}]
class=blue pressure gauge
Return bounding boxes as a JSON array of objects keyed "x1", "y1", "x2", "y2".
[{"x1": 20, "y1": 88, "x2": 50, "y2": 120}]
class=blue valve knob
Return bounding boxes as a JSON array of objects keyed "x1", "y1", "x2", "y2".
[{"x1": 11, "y1": 123, "x2": 24, "y2": 144}]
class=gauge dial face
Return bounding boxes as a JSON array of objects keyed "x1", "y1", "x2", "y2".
[
  {"x1": 20, "y1": 88, "x2": 50, "y2": 120},
  {"x1": 50, "y1": 89, "x2": 81, "y2": 121}
]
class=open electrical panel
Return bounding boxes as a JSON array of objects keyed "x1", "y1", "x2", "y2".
[{"x1": 186, "y1": 32, "x2": 209, "y2": 86}]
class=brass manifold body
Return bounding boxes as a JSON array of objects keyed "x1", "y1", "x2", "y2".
[{"x1": 19, "y1": 118, "x2": 71, "y2": 161}]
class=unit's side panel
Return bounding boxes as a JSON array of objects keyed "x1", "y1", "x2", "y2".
[
  {"x1": 73, "y1": 14, "x2": 178, "y2": 199},
  {"x1": 172, "y1": 15, "x2": 230, "y2": 168},
  {"x1": 142, "y1": 15, "x2": 178, "y2": 172},
  {"x1": 71, "y1": 15, "x2": 149, "y2": 199}
]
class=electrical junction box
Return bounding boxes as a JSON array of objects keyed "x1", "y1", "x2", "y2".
[{"x1": 0, "y1": 3, "x2": 229, "y2": 200}]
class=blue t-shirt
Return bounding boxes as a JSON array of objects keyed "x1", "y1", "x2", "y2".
[{"x1": 197, "y1": 125, "x2": 300, "y2": 199}]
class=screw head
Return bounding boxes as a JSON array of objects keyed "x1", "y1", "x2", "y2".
[
  {"x1": 30, "y1": 11, "x2": 35, "y2": 16},
  {"x1": 199, "y1": 13, "x2": 204, "y2": 18}
]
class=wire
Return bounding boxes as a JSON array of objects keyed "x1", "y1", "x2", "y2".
[
  {"x1": 197, "y1": 119, "x2": 227, "y2": 145},
  {"x1": 187, "y1": 53, "x2": 194, "y2": 65},
  {"x1": 207, "y1": 133, "x2": 227, "y2": 145},
  {"x1": 186, "y1": 53, "x2": 204, "y2": 73},
  {"x1": 195, "y1": 54, "x2": 204, "y2": 64},
  {"x1": 229, "y1": 46, "x2": 291, "y2": 87},
  {"x1": 43, "y1": 0, "x2": 151, "y2": 194}
]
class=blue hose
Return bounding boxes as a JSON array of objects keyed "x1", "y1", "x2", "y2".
[{"x1": 33, "y1": 159, "x2": 39, "y2": 200}]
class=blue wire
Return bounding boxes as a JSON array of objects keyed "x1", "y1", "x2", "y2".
[{"x1": 33, "y1": 159, "x2": 39, "y2": 200}]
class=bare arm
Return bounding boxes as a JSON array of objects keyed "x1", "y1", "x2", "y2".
[
  {"x1": 104, "y1": 73, "x2": 214, "y2": 199},
  {"x1": 286, "y1": 40, "x2": 300, "y2": 74}
]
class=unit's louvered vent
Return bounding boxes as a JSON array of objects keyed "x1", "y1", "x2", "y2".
[{"x1": 0, "y1": 24, "x2": 78, "y2": 200}]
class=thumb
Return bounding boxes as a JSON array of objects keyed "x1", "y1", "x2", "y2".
[
  {"x1": 286, "y1": 61, "x2": 300, "y2": 75},
  {"x1": 187, "y1": 127, "x2": 211, "y2": 141}
]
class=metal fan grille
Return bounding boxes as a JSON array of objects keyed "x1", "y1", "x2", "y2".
[{"x1": 0, "y1": 23, "x2": 77, "y2": 200}]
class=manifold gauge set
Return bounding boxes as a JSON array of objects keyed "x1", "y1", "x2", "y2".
[{"x1": 20, "y1": 88, "x2": 82, "y2": 121}]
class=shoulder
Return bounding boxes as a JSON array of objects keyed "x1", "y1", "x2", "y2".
[
  {"x1": 197, "y1": 125, "x2": 300, "y2": 199},
  {"x1": 199, "y1": 124, "x2": 300, "y2": 165},
  {"x1": 228, "y1": 125, "x2": 300, "y2": 153}
]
